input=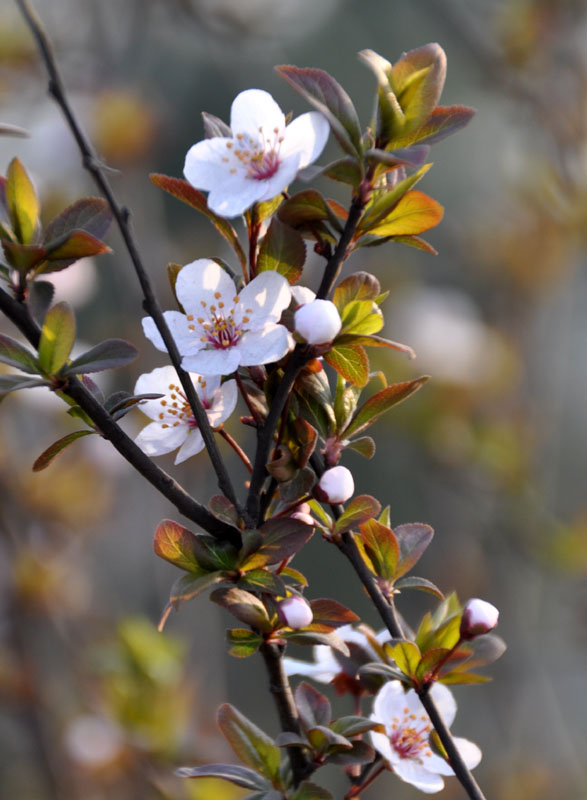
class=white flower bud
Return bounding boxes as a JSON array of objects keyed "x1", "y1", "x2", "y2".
[
  {"x1": 315, "y1": 466, "x2": 355, "y2": 504},
  {"x1": 278, "y1": 596, "x2": 313, "y2": 629},
  {"x1": 295, "y1": 299, "x2": 342, "y2": 345},
  {"x1": 460, "y1": 598, "x2": 499, "y2": 639}
]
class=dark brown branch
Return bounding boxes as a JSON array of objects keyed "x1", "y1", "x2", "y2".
[
  {"x1": 15, "y1": 0, "x2": 243, "y2": 517},
  {"x1": 259, "y1": 642, "x2": 312, "y2": 787},
  {"x1": 0, "y1": 288, "x2": 240, "y2": 545},
  {"x1": 316, "y1": 193, "x2": 367, "y2": 300}
]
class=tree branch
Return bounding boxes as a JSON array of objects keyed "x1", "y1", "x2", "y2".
[
  {"x1": 0, "y1": 288, "x2": 240, "y2": 545},
  {"x1": 14, "y1": 0, "x2": 243, "y2": 517}
]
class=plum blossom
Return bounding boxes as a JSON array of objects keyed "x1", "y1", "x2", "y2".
[
  {"x1": 133, "y1": 365, "x2": 237, "y2": 464},
  {"x1": 460, "y1": 598, "x2": 499, "y2": 639},
  {"x1": 184, "y1": 89, "x2": 329, "y2": 218},
  {"x1": 370, "y1": 681, "x2": 481, "y2": 794},
  {"x1": 295, "y1": 298, "x2": 342, "y2": 345},
  {"x1": 278, "y1": 596, "x2": 314, "y2": 629},
  {"x1": 315, "y1": 465, "x2": 355, "y2": 504},
  {"x1": 142, "y1": 259, "x2": 293, "y2": 376}
]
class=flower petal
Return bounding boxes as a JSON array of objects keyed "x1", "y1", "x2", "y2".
[
  {"x1": 174, "y1": 429, "x2": 205, "y2": 464},
  {"x1": 134, "y1": 366, "x2": 180, "y2": 420},
  {"x1": 392, "y1": 759, "x2": 445, "y2": 794},
  {"x1": 253, "y1": 153, "x2": 302, "y2": 203},
  {"x1": 373, "y1": 680, "x2": 407, "y2": 726},
  {"x1": 207, "y1": 378, "x2": 238, "y2": 427},
  {"x1": 426, "y1": 737, "x2": 482, "y2": 776},
  {"x1": 370, "y1": 729, "x2": 396, "y2": 765},
  {"x1": 207, "y1": 180, "x2": 269, "y2": 218},
  {"x1": 184, "y1": 137, "x2": 236, "y2": 191},
  {"x1": 237, "y1": 325, "x2": 293, "y2": 366},
  {"x1": 429, "y1": 683, "x2": 457, "y2": 729},
  {"x1": 238, "y1": 271, "x2": 291, "y2": 327},
  {"x1": 282, "y1": 111, "x2": 330, "y2": 168},
  {"x1": 230, "y1": 89, "x2": 285, "y2": 140},
  {"x1": 175, "y1": 259, "x2": 236, "y2": 315},
  {"x1": 135, "y1": 420, "x2": 188, "y2": 457},
  {"x1": 142, "y1": 311, "x2": 194, "y2": 354},
  {"x1": 182, "y1": 346, "x2": 242, "y2": 376}
]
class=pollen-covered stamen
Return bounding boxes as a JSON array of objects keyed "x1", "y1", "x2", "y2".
[
  {"x1": 227, "y1": 125, "x2": 284, "y2": 182},
  {"x1": 200, "y1": 304, "x2": 243, "y2": 350},
  {"x1": 158, "y1": 380, "x2": 210, "y2": 429},
  {"x1": 390, "y1": 711, "x2": 433, "y2": 760}
]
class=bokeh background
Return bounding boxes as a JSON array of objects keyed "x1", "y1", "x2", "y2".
[{"x1": 1, "y1": 0, "x2": 587, "y2": 797}]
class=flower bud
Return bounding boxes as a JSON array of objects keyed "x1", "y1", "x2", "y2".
[
  {"x1": 290, "y1": 502, "x2": 315, "y2": 527},
  {"x1": 460, "y1": 598, "x2": 499, "y2": 640},
  {"x1": 315, "y1": 466, "x2": 355, "y2": 504},
  {"x1": 295, "y1": 299, "x2": 342, "y2": 345},
  {"x1": 278, "y1": 596, "x2": 313, "y2": 629}
]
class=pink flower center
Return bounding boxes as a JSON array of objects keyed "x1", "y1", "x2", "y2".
[
  {"x1": 157, "y1": 381, "x2": 211, "y2": 430},
  {"x1": 390, "y1": 709, "x2": 433, "y2": 761},
  {"x1": 187, "y1": 295, "x2": 254, "y2": 352},
  {"x1": 223, "y1": 126, "x2": 284, "y2": 182},
  {"x1": 203, "y1": 310, "x2": 243, "y2": 349}
]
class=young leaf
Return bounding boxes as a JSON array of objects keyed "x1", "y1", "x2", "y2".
[
  {"x1": 333, "y1": 495, "x2": 381, "y2": 535},
  {"x1": 32, "y1": 429, "x2": 96, "y2": 472},
  {"x1": 308, "y1": 598, "x2": 360, "y2": 631},
  {"x1": 209, "y1": 494, "x2": 240, "y2": 527},
  {"x1": 389, "y1": 43, "x2": 447, "y2": 137},
  {"x1": 339, "y1": 300, "x2": 383, "y2": 336},
  {"x1": 238, "y1": 568, "x2": 286, "y2": 597},
  {"x1": 282, "y1": 629, "x2": 350, "y2": 656},
  {"x1": 210, "y1": 587, "x2": 273, "y2": 632},
  {"x1": 43, "y1": 229, "x2": 111, "y2": 270},
  {"x1": 394, "y1": 523, "x2": 435, "y2": 578},
  {"x1": 0, "y1": 333, "x2": 39, "y2": 374},
  {"x1": 217, "y1": 704, "x2": 282, "y2": 784},
  {"x1": 330, "y1": 716, "x2": 385, "y2": 738},
  {"x1": 276, "y1": 66, "x2": 363, "y2": 157},
  {"x1": 326, "y1": 740, "x2": 376, "y2": 767},
  {"x1": 168, "y1": 570, "x2": 226, "y2": 610},
  {"x1": 332, "y1": 272, "x2": 381, "y2": 314},
  {"x1": 345, "y1": 436, "x2": 376, "y2": 459},
  {"x1": 153, "y1": 519, "x2": 208, "y2": 574},
  {"x1": 63, "y1": 338, "x2": 138, "y2": 375},
  {"x1": 227, "y1": 628, "x2": 264, "y2": 658},
  {"x1": 394, "y1": 575, "x2": 443, "y2": 599},
  {"x1": 385, "y1": 639, "x2": 421, "y2": 678},
  {"x1": 176, "y1": 763, "x2": 270, "y2": 791},
  {"x1": 394, "y1": 104, "x2": 475, "y2": 147},
  {"x1": 257, "y1": 217, "x2": 306, "y2": 284},
  {"x1": 360, "y1": 164, "x2": 432, "y2": 231},
  {"x1": 278, "y1": 190, "x2": 330, "y2": 227},
  {"x1": 324, "y1": 343, "x2": 369, "y2": 387},
  {"x1": 149, "y1": 174, "x2": 246, "y2": 269},
  {"x1": 43, "y1": 197, "x2": 112, "y2": 242},
  {"x1": 243, "y1": 518, "x2": 314, "y2": 570},
  {"x1": 37, "y1": 301, "x2": 76, "y2": 374},
  {"x1": 343, "y1": 376, "x2": 429, "y2": 438},
  {"x1": 358, "y1": 519, "x2": 400, "y2": 580},
  {"x1": 295, "y1": 681, "x2": 332, "y2": 729},
  {"x1": 0, "y1": 374, "x2": 49, "y2": 397},
  {"x1": 201, "y1": 111, "x2": 232, "y2": 139},
  {"x1": 367, "y1": 191, "x2": 443, "y2": 238},
  {"x1": 6, "y1": 157, "x2": 39, "y2": 244},
  {"x1": 2, "y1": 240, "x2": 46, "y2": 274},
  {"x1": 28, "y1": 280, "x2": 55, "y2": 325},
  {"x1": 291, "y1": 781, "x2": 334, "y2": 800}
]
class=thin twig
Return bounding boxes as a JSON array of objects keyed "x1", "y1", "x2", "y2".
[
  {"x1": 219, "y1": 428, "x2": 252, "y2": 473},
  {"x1": 0, "y1": 288, "x2": 240, "y2": 544},
  {"x1": 15, "y1": 0, "x2": 243, "y2": 517}
]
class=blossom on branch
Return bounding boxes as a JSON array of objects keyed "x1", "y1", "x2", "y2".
[
  {"x1": 370, "y1": 681, "x2": 481, "y2": 794},
  {"x1": 294, "y1": 298, "x2": 342, "y2": 345},
  {"x1": 460, "y1": 598, "x2": 499, "y2": 639},
  {"x1": 133, "y1": 365, "x2": 237, "y2": 464},
  {"x1": 142, "y1": 259, "x2": 293, "y2": 376},
  {"x1": 184, "y1": 89, "x2": 329, "y2": 217},
  {"x1": 315, "y1": 465, "x2": 355, "y2": 504},
  {"x1": 278, "y1": 596, "x2": 314, "y2": 629}
]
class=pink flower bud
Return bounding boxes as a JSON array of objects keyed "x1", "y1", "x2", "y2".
[
  {"x1": 295, "y1": 299, "x2": 342, "y2": 345},
  {"x1": 315, "y1": 466, "x2": 355, "y2": 504},
  {"x1": 460, "y1": 598, "x2": 499, "y2": 639},
  {"x1": 278, "y1": 596, "x2": 313, "y2": 629},
  {"x1": 290, "y1": 502, "x2": 315, "y2": 527}
]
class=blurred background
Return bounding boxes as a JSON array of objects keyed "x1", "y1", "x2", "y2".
[{"x1": 1, "y1": 0, "x2": 587, "y2": 797}]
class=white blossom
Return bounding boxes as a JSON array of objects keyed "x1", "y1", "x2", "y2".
[
  {"x1": 460, "y1": 598, "x2": 499, "y2": 639},
  {"x1": 278, "y1": 596, "x2": 314, "y2": 629},
  {"x1": 142, "y1": 259, "x2": 293, "y2": 376},
  {"x1": 315, "y1": 465, "x2": 355, "y2": 504},
  {"x1": 133, "y1": 365, "x2": 237, "y2": 464},
  {"x1": 370, "y1": 681, "x2": 481, "y2": 794},
  {"x1": 184, "y1": 89, "x2": 329, "y2": 218},
  {"x1": 295, "y1": 298, "x2": 342, "y2": 344}
]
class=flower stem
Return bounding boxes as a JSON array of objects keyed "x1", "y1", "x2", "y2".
[
  {"x1": 345, "y1": 762, "x2": 385, "y2": 799},
  {"x1": 218, "y1": 428, "x2": 252, "y2": 473},
  {"x1": 15, "y1": 0, "x2": 245, "y2": 521}
]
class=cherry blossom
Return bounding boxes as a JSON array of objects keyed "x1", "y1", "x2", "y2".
[
  {"x1": 184, "y1": 89, "x2": 329, "y2": 217},
  {"x1": 295, "y1": 298, "x2": 342, "y2": 344},
  {"x1": 278, "y1": 596, "x2": 314, "y2": 629},
  {"x1": 133, "y1": 365, "x2": 237, "y2": 464},
  {"x1": 315, "y1": 465, "x2": 355, "y2": 504},
  {"x1": 142, "y1": 259, "x2": 293, "y2": 376},
  {"x1": 370, "y1": 681, "x2": 481, "y2": 794},
  {"x1": 460, "y1": 598, "x2": 499, "y2": 639}
]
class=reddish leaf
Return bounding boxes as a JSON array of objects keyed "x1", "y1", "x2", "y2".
[
  {"x1": 32, "y1": 430, "x2": 96, "y2": 472},
  {"x1": 358, "y1": 518, "x2": 400, "y2": 581},
  {"x1": 210, "y1": 587, "x2": 273, "y2": 632},
  {"x1": 295, "y1": 681, "x2": 332, "y2": 729},
  {"x1": 394, "y1": 523, "x2": 435, "y2": 578},
  {"x1": 334, "y1": 495, "x2": 381, "y2": 535},
  {"x1": 367, "y1": 191, "x2": 444, "y2": 237},
  {"x1": 43, "y1": 197, "x2": 112, "y2": 242},
  {"x1": 257, "y1": 216, "x2": 306, "y2": 284},
  {"x1": 243, "y1": 517, "x2": 314, "y2": 570},
  {"x1": 153, "y1": 519, "x2": 207, "y2": 574},
  {"x1": 343, "y1": 376, "x2": 429, "y2": 438},
  {"x1": 44, "y1": 229, "x2": 111, "y2": 266},
  {"x1": 308, "y1": 598, "x2": 360, "y2": 631}
]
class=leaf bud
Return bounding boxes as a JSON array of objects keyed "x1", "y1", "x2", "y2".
[
  {"x1": 460, "y1": 598, "x2": 499, "y2": 640},
  {"x1": 294, "y1": 299, "x2": 342, "y2": 345},
  {"x1": 278, "y1": 596, "x2": 313, "y2": 629},
  {"x1": 315, "y1": 466, "x2": 355, "y2": 504}
]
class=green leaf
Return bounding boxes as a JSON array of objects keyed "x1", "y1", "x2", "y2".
[
  {"x1": 176, "y1": 763, "x2": 270, "y2": 791},
  {"x1": 227, "y1": 628, "x2": 264, "y2": 658},
  {"x1": 153, "y1": 519, "x2": 208, "y2": 574},
  {"x1": 339, "y1": 300, "x2": 383, "y2": 336},
  {"x1": 28, "y1": 280, "x2": 55, "y2": 325},
  {"x1": 332, "y1": 271, "x2": 381, "y2": 313},
  {"x1": 32, "y1": 429, "x2": 96, "y2": 472},
  {"x1": 399, "y1": 104, "x2": 476, "y2": 146},
  {"x1": 324, "y1": 343, "x2": 369, "y2": 387},
  {"x1": 278, "y1": 189, "x2": 330, "y2": 227},
  {"x1": 257, "y1": 217, "x2": 306, "y2": 284},
  {"x1": 2, "y1": 240, "x2": 46, "y2": 274},
  {"x1": 210, "y1": 587, "x2": 273, "y2": 632},
  {"x1": 394, "y1": 523, "x2": 435, "y2": 579},
  {"x1": 279, "y1": 466, "x2": 316, "y2": 505},
  {"x1": 385, "y1": 639, "x2": 421, "y2": 678},
  {"x1": 367, "y1": 191, "x2": 443, "y2": 238},
  {"x1": 169, "y1": 570, "x2": 226, "y2": 606},
  {"x1": 149, "y1": 174, "x2": 246, "y2": 270},
  {"x1": 360, "y1": 164, "x2": 432, "y2": 231},
  {"x1": 330, "y1": 716, "x2": 385, "y2": 738},
  {"x1": 321, "y1": 157, "x2": 362, "y2": 189},
  {"x1": 44, "y1": 196, "x2": 112, "y2": 241},
  {"x1": 439, "y1": 672, "x2": 492, "y2": 686},
  {"x1": 358, "y1": 661, "x2": 407, "y2": 683},
  {"x1": 0, "y1": 374, "x2": 49, "y2": 397},
  {"x1": 357, "y1": 518, "x2": 400, "y2": 580},
  {"x1": 243, "y1": 518, "x2": 314, "y2": 570},
  {"x1": 37, "y1": 301, "x2": 76, "y2": 374},
  {"x1": 218, "y1": 704, "x2": 282, "y2": 784},
  {"x1": 107, "y1": 391, "x2": 164, "y2": 421},
  {"x1": 295, "y1": 681, "x2": 331, "y2": 729},
  {"x1": 358, "y1": 49, "x2": 405, "y2": 144},
  {"x1": 282, "y1": 629, "x2": 349, "y2": 656},
  {"x1": 0, "y1": 333, "x2": 39, "y2": 373},
  {"x1": 291, "y1": 781, "x2": 334, "y2": 800},
  {"x1": 308, "y1": 598, "x2": 360, "y2": 631},
  {"x1": 280, "y1": 566, "x2": 308, "y2": 588},
  {"x1": 394, "y1": 575, "x2": 443, "y2": 599},
  {"x1": 346, "y1": 436, "x2": 376, "y2": 459},
  {"x1": 6, "y1": 157, "x2": 39, "y2": 244},
  {"x1": 63, "y1": 338, "x2": 138, "y2": 375},
  {"x1": 392, "y1": 234, "x2": 438, "y2": 255},
  {"x1": 326, "y1": 740, "x2": 375, "y2": 767},
  {"x1": 388, "y1": 44, "x2": 447, "y2": 134},
  {"x1": 334, "y1": 495, "x2": 381, "y2": 535},
  {"x1": 307, "y1": 726, "x2": 350, "y2": 753},
  {"x1": 238, "y1": 568, "x2": 286, "y2": 597},
  {"x1": 334, "y1": 333, "x2": 415, "y2": 358},
  {"x1": 343, "y1": 376, "x2": 428, "y2": 438},
  {"x1": 276, "y1": 65, "x2": 363, "y2": 157}
]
